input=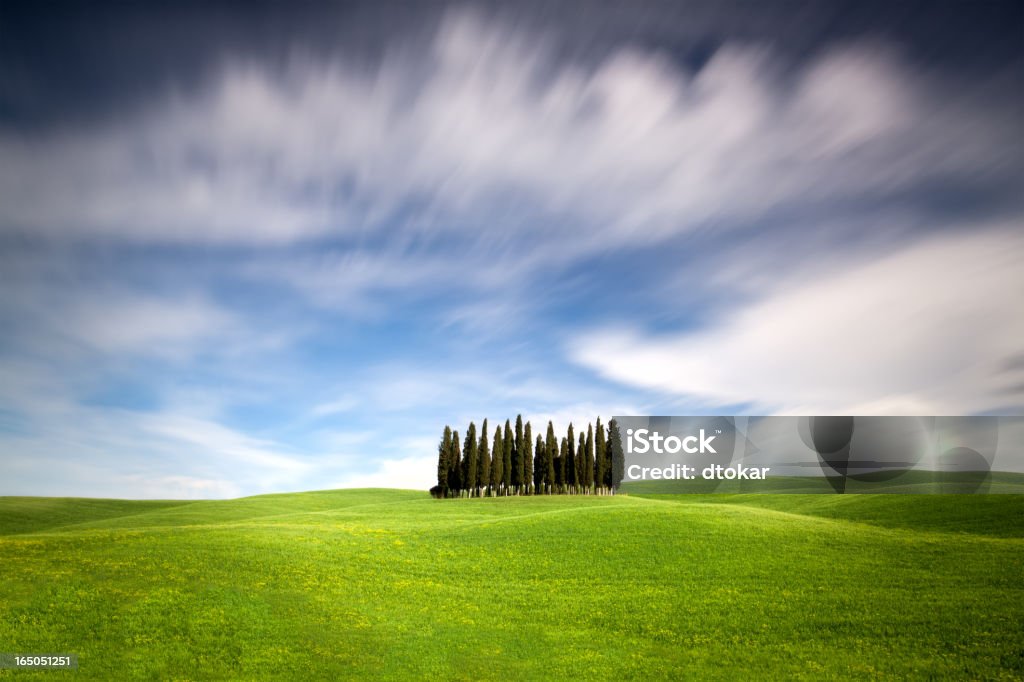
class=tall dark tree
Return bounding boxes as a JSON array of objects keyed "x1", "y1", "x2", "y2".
[
  {"x1": 478, "y1": 419, "x2": 490, "y2": 496},
  {"x1": 502, "y1": 420, "x2": 513, "y2": 494},
  {"x1": 608, "y1": 419, "x2": 625, "y2": 492},
  {"x1": 523, "y1": 421, "x2": 533, "y2": 495},
  {"x1": 491, "y1": 427, "x2": 504, "y2": 495},
  {"x1": 576, "y1": 433, "x2": 586, "y2": 495},
  {"x1": 437, "y1": 425, "x2": 452, "y2": 497},
  {"x1": 449, "y1": 430, "x2": 462, "y2": 496},
  {"x1": 546, "y1": 423, "x2": 557, "y2": 495},
  {"x1": 513, "y1": 414, "x2": 525, "y2": 494},
  {"x1": 432, "y1": 414, "x2": 632, "y2": 498},
  {"x1": 584, "y1": 423, "x2": 594, "y2": 495},
  {"x1": 533, "y1": 433, "x2": 545, "y2": 493},
  {"x1": 565, "y1": 424, "x2": 577, "y2": 493},
  {"x1": 463, "y1": 422, "x2": 478, "y2": 497},
  {"x1": 557, "y1": 436, "x2": 567, "y2": 493},
  {"x1": 544, "y1": 419, "x2": 561, "y2": 493}
]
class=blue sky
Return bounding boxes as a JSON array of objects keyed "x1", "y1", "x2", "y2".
[{"x1": 1, "y1": 2, "x2": 1022, "y2": 497}]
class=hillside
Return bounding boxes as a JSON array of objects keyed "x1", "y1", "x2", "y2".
[
  {"x1": 620, "y1": 470, "x2": 1024, "y2": 496},
  {"x1": 1, "y1": 490, "x2": 1021, "y2": 679}
]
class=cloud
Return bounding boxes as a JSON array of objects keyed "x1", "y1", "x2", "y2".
[
  {"x1": 570, "y1": 227, "x2": 1024, "y2": 415},
  {"x1": 137, "y1": 413, "x2": 311, "y2": 475},
  {"x1": 246, "y1": 251, "x2": 456, "y2": 313},
  {"x1": 0, "y1": 11, "x2": 1016, "y2": 250},
  {"x1": 331, "y1": 453, "x2": 438, "y2": 491},
  {"x1": 0, "y1": 255, "x2": 240, "y2": 361},
  {"x1": 524, "y1": 403, "x2": 645, "y2": 437},
  {"x1": 59, "y1": 293, "x2": 237, "y2": 358},
  {"x1": 0, "y1": 397, "x2": 317, "y2": 498},
  {"x1": 310, "y1": 396, "x2": 360, "y2": 419},
  {"x1": 114, "y1": 474, "x2": 243, "y2": 500}
]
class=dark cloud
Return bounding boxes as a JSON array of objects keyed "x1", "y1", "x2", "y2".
[
  {"x1": 1, "y1": 0, "x2": 1021, "y2": 129},
  {"x1": 0, "y1": 0, "x2": 435, "y2": 128}
]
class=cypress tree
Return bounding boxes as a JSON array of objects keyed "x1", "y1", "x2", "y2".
[
  {"x1": 608, "y1": 419, "x2": 625, "y2": 492},
  {"x1": 514, "y1": 415, "x2": 524, "y2": 494},
  {"x1": 429, "y1": 416, "x2": 632, "y2": 498},
  {"x1": 584, "y1": 423, "x2": 594, "y2": 495},
  {"x1": 449, "y1": 430, "x2": 462, "y2": 497},
  {"x1": 533, "y1": 433, "x2": 544, "y2": 493},
  {"x1": 557, "y1": 436, "x2": 567, "y2": 493},
  {"x1": 463, "y1": 422, "x2": 478, "y2": 497},
  {"x1": 594, "y1": 417, "x2": 606, "y2": 493},
  {"x1": 437, "y1": 425, "x2": 452, "y2": 497},
  {"x1": 565, "y1": 425, "x2": 577, "y2": 493},
  {"x1": 603, "y1": 421, "x2": 614, "y2": 489},
  {"x1": 545, "y1": 421, "x2": 557, "y2": 495},
  {"x1": 502, "y1": 420, "x2": 513, "y2": 494},
  {"x1": 491, "y1": 428, "x2": 504, "y2": 496},
  {"x1": 523, "y1": 422, "x2": 533, "y2": 495},
  {"x1": 576, "y1": 433, "x2": 586, "y2": 495},
  {"x1": 478, "y1": 419, "x2": 490, "y2": 496}
]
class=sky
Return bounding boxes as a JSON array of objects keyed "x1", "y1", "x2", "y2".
[{"x1": 1, "y1": 0, "x2": 1022, "y2": 498}]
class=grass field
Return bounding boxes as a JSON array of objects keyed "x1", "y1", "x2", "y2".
[
  {"x1": 1, "y1": 490, "x2": 1022, "y2": 680},
  {"x1": 620, "y1": 470, "x2": 1024, "y2": 495}
]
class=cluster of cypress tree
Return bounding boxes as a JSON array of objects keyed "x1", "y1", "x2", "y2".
[{"x1": 431, "y1": 415, "x2": 625, "y2": 498}]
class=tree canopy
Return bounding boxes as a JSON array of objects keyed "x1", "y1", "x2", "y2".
[{"x1": 434, "y1": 415, "x2": 620, "y2": 497}]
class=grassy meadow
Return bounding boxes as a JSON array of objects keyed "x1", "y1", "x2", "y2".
[{"x1": 1, "y1": 489, "x2": 1022, "y2": 680}]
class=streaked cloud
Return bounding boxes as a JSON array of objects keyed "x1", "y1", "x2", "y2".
[
  {"x1": 571, "y1": 227, "x2": 1024, "y2": 415},
  {"x1": 1, "y1": 11, "x2": 1016, "y2": 252}
]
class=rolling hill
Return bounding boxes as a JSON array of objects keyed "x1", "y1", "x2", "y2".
[{"x1": 1, "y1": 490, "x2": 1021, "y2": 679}]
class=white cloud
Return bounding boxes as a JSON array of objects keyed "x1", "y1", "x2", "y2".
[
  {"x1": 524, "y1": 403, "x2": 643, "y2": 438},
  {"x1": 570, "y1": 227, "x2": 1024, "y2": 414},
  {"x1": 115, "y1": 474, "x2": 243, "y2": 500},
  {"x1": 60, "y1": 293, "x2": 236, "y2": 357},
  {"x1": 0, "y1": 11, "x2": 1014, "y2": 249},
  {"x1": 310, "y1": 396, "x2": 360, "y2": 418},
  {"x1": 246, "y1": 251, "x2": 455, "y2": 313},
  {"x1": 137, "y1": 413, "x2": 311, "y2": 475},
  {"x1": 331, "y1": 454, "x2": 437, "y2": 491},
  {"x1": 0, "y1": 264, "x2": 240, "y2": 361},
  {"x1": 0, "y1": 402, "x2": 312, "y2": 498}
]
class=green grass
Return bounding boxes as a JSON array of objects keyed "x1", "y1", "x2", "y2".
[
  {"x1": 1, "y1": 490, "x2": 1022, "y2": 680},
  {"x1": 620, "y1": 470, "x2": 1024, "y2": 495},
  {"x1": 0, "y1": 498, "x2": 193, "y2": 536},
  {"x1": 644, "y1": 493, "x2": 1024, "y2": 537}
]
